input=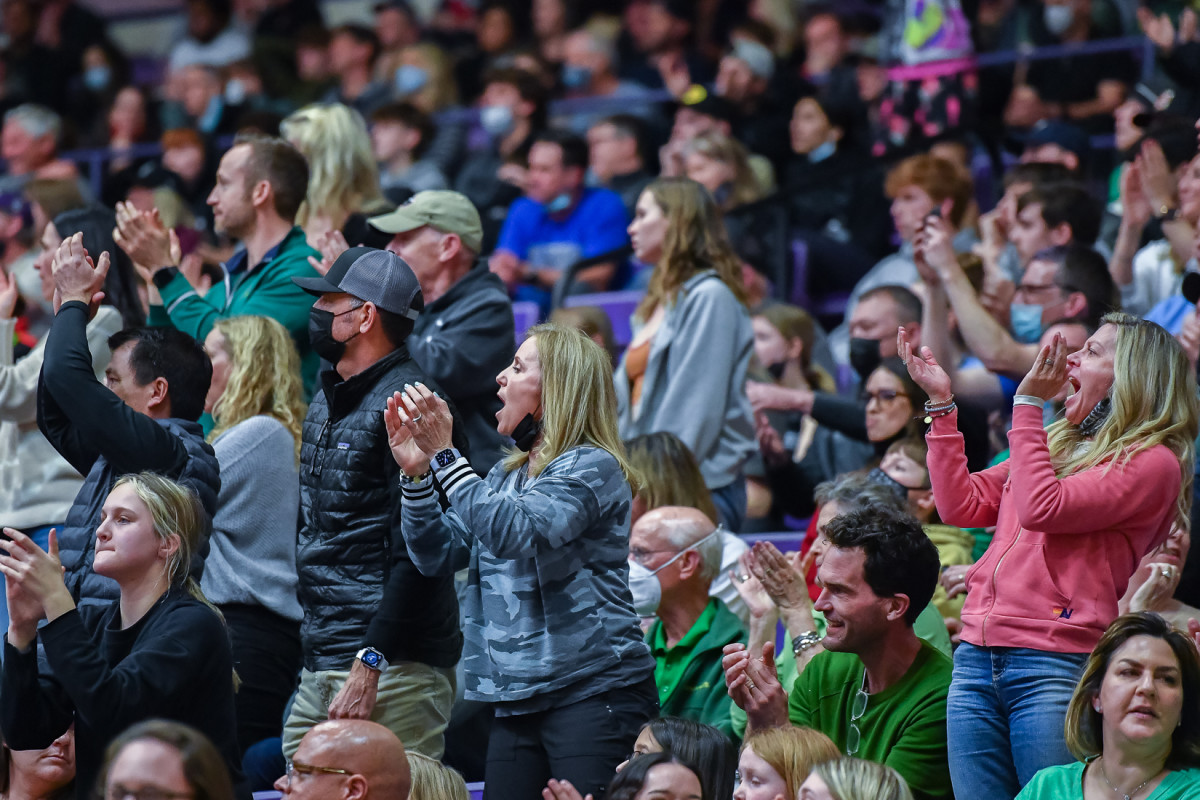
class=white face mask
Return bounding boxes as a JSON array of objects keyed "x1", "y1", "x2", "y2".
[
  {"x1": 1044, "y1": 3, "x2": 1075, "y2": 36},
  {"x1": 626, "y1": 528, "x2": 723, "y2": 616}
]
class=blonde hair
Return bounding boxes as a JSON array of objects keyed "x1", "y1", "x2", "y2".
[
  {"x1": 683, "y1": 130, "x2": 764, "y2": 209},
  {"x1": 813, "y1": 758, "x2": 914, "y2": 800},
  {"x1": 742, "y1": 728, "x2": 839, "y2": 800},
  {"x1": 502, "y1": 323, "x2": 639, "y2": 486},
  {"x1": 624, "y1": 432, "x2": 718, "y2": 524},
  {"x1": 636, "y1": 177, "x2": 748, "y2": 321},
  {"x1": 208, "y1": 316, "x2": 306, "y2": 462},
  {"x1": 1046, "y1": 313, "x2": 1199, "y2": 530},
  {"x1": 756, "y1": 304, "x2": 835, "y2": 392},
  {"x1": 406, "y1": 753, "x2": 469, "y2": 800},
  {"x1": 280, "y1": 103, "x2": 389, "y2": 229},
  {"x1": 398, "y1": 43, "x2": 459, "y2": 112}
]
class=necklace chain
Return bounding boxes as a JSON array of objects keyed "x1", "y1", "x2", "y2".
[{"x1": 1097, "y1": 757, "x2": 1157, "y2": 800}]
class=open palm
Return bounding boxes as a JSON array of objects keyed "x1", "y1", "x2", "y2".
[{"x1": 384, "y1": 393, "x2": 430, "y2": 477}]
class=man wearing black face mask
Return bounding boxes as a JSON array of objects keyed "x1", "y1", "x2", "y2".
[
  {"x1": 284, "y1": 246, "x2": 469, "y2": 763},
  {"x1": 748, "y1": 285, "x2": 923, "y2": 441}
]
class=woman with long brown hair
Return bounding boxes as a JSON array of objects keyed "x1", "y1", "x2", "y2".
[{"x1": 616, "y1": 178, "x2": 755, "y2": 531}]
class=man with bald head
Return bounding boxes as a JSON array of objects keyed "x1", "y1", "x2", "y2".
[
  {"x1": 629, "y1": 506, "x2": 745, "y2": 739},
  {"x1": 276, "y1": 719, "x2": 411, "y2": 800}
]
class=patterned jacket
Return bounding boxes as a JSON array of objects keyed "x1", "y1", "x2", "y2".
[{"x1": 401, "y1": 446, "x2": 652, "y2": 702}]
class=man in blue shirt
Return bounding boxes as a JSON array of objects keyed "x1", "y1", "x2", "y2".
[{"x1": 489, "y1": 130, "x2": 629, "y2": 314}]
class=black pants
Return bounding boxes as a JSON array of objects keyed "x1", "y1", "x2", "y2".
[
  {"x1": 483, "y1": 676, "x2": 658, "y2": 800},
  {"x1": 220, "y1": 604, "x2": 302, "y2": 756}
]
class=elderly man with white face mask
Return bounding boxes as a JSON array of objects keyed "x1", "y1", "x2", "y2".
[{"x1": 629, "y1": 505, "x2": 745, "y2": 740}]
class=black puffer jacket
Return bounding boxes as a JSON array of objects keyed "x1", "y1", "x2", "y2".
[
  {"x1": 37, "y1": 302, "x2": 220, "y2": 607},
  {"x1": 298, "y1": 346, "x2": 465, "y2": 672}
]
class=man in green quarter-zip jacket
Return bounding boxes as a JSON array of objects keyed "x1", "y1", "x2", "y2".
[
  {"x1": 116, "y1": 134, "x2": 322, "y2": 394},
  {"x1": 636, "y1": 506, "x2": 746, "y2": 741}
]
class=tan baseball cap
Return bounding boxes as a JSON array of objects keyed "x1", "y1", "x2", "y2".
[{"x1": 368, "y1": 190, "x2": 484, "y2": 254}]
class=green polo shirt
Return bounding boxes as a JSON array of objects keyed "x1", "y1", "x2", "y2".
[{"x1": 648, "y1": 598, "x2": 745, "y2": 740}]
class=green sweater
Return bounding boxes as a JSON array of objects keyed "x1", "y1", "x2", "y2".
[
  {"x1": 1017, "y1": 762, "x2": 1200, "y2": 800},
  {"x1": 788, "y1": 640, "x2": 953, "y2": 800},
  {"x1": 148, "y1": 226, "x2": 321, "y2": 393},
  {"x1": 648, "y1": 598, "x2": 746, "y2": 741}
]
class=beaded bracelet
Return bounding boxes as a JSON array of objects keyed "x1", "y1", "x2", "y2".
[
  {"x1": 792, "y1": 631, "x2": 822, "y2": 656},
  {"x1": 921, "y1": 395, "x2": 956, "y2": 425}
]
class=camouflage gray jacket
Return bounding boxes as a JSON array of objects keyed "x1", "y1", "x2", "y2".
[{"x1": 401, "y1": 445, "x2": 651, "y2": 702}]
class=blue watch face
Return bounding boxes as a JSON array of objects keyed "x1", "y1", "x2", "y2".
[
  {"x1": 361, "y1": 650, "x2": 382, "y2": 668},
  {"x1": 435, "y1": 448, "x2": 455, "y2": 467}
]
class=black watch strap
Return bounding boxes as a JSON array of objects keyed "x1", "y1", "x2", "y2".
[{"x1": 152, "y1": 267, "x2": 180, "y2": 290}]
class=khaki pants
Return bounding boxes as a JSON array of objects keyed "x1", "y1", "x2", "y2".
[{"x1": 283, "y1": 661, "x2": 455, "y2": 759}]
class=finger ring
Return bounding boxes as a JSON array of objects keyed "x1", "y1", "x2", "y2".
[
  {"x1": 746, "y1": 679, "x2": 757, "y2": 691},
  {"x1": 1043, "y1": 359, "x2": 1053, "y2": 366},
  {"x1": 411, "y1": 414, "x2": 423, "y2": 422},
  {"x1": 737, "y1": 574, "x2": 749, "y2": 583},
  {"x1": 1161, "y1": 568, "x2": 1172, "y2": 578}
]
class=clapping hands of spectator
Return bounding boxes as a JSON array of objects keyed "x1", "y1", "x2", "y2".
[
  {"x1": 0, "y1": 267, "x2": 20, "y2": 320},
  {"x1": 913, "y1": 215, "x2": 956, "y2": 284},
  {"x1": 50, "y1": 233, "x2": 108, "y2": 317},
  {"x1": 384, "y1": 391, "x2": 432, "y2": 478},
  {"x1": 722, "y1": 640, "x2": 789, "y2": 731},
  {"x1": 308, "y1": 229, "x2": 350, "y2": 276},
  {"x1": 898, "y1": 325, "x2": 952, "y2": 403},
  {"x1": 394, "y1": 382, "x2": 455, "y2": 456},
  {"x1": 489, "y1": 250, "x2": 524, "y2": 288},
  {"x1": 746, "y1": 381, "x2": 813, "y2": 415},
  {"x1": 940, "y1": 564, "x2": 971, "y2": 599},
  {"x1": 1139, "y1": 7, "x2": 1199, "y2": 54},
  {"x1": 1015, "y1": 331, "x2": 1069, "y2": 402},
  {"x1": 1137, "y1": 139, "x2": 1177, "y2": 214},
  {"x1": 543, "y1": 778, "x2": 592, "y2": 800},
  {"x1": 746, "y1": 542, "x2": 813, "y2": 616},
  {"x1": 113, "y1": 201, "x2": 180, "y2": 283},
  {"x1": 1120, "y1": 161, "x2": 1153, "y2": 232},
  {"x1": 0, "y1": 528, "x2": 72, "y2": 651},
  {"x1": 656, "y1": 52, "x2": 693, "y2": 98},
  {"x1": 731, "y1": 551, "x2": 777, "y2": 622},
  {"x1": 1129, "y1": 562, "x2": 1182, "y2": 615},
  {"x1": 754, "y1": 411, "x2": 788, "y2": 467},
  {"x1": 1178, "y1": 308, "x2": 1200, "y2": 370}
]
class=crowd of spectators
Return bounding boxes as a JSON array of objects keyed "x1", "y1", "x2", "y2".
[{"x1": 3, "y1": 0, "x2": 1200, "y2": 799}]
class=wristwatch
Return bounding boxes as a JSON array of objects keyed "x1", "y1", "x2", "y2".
[
  {"x1": 355, "y1": 647, "x2": 388, "y2": 672},
  {"x1": 151, "y1": 266, "x2": 180, "y2": 289},
  {"x1": 792, "y1": 631, "x2": 822, "y2": 656},
  {"x1": 433, "y1": 448, "x2": 457, "y2": 469}
]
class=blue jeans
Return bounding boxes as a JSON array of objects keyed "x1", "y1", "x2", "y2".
[{"x1": 947, "y1": 642, "x2": 1088, "y2": 800}]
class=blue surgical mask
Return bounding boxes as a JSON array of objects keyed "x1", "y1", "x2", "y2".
[
  {"x1": 224, "y1": 78, "x2": 247, "y2": 105},
  {"x1": 562, "y1": 64, "x2": 592, "y2": 89},
  {"x1": 1043, "y1": 4, "x2": 1074, "y2": 36},
  {"x1": 84, "y1": 65, "x2": 111, "y2": 92},
  {"x1": 394, "y1": 64, "x2": 429, "y2": 96},
  {"x1": 1009, "y1": 303, "x2": 1045, "y2": 344},
  {"x1": 479, "y1": 104, "x2": 515, "y2": 137},
  {"x1": 545, "y1": 192, "x2": 572, "y2": 213},
  {"x1": 808, "y1": 139, "x2": 836, "y2": 163}
]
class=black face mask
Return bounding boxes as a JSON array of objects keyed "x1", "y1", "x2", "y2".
[
  {"x1": 309, "y1": 307, "x2": 359, "y2": 364},
  {"x1": 1076, "y1": 395, "x2": 1112, "y2": 437},
  {"x1": 510, "y1": 413, "x2": 542, "y2": 452},
  {"x1": 764, "y1": 360, "x2": 787, "y2": 381},
  {"x1": 849, "y1": 337, "x2": 882, "y2": 380},
  {"x1": 865, "y1": 466, "x2": 909, "y2": 502}
]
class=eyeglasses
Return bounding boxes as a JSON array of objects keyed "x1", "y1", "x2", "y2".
[
  {"x1": 629, "y1": 547, "x2": 680, "y2": 567},
  {"x1": 106, "y1": 786, "x2": 194, "y2": 800},
  {"x1": 284, "y1": 761, "x2": 352, "y2": 788},
  {"x1": 1013, "y1": 282, "x2": 1063, "y2": 299},
  {"x1": 864, "y1": 389, "x2": 908, "y2": 405},
  {"x1": 846, "y1": 672, "x2": 869, "y2": 756}
]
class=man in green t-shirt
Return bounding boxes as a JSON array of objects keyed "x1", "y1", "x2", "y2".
[
  {"x1": 725, "y1": 506, "x2": 952, "y2": 800},
  {"x1": 633, "y1": 506, "x2": 745, "y2": 740}
]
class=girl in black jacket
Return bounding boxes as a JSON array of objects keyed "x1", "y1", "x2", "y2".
[{"x1": 0, "y1": 473, "x2": 238, "y2": 800}]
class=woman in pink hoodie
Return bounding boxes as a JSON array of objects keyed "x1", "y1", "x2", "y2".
[{"x1": 899, "y1": 312, "x2": 1199, "y2": 800}]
